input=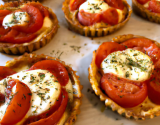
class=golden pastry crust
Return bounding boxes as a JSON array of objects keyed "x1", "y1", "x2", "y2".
[
  {"x1": 5, "y1": 53, "x2": 82, "y2": 125},
  {"x1": 132, "y1": 0, "x2": 160, "y2": 23},
  {"x1": 62, "y1": 0, "x2": 132, "y2": 37},
  {"x1": 0, "y1": 1, "x2": 58, "y2": 55},
  {"x1": 88, "y1": 34, "x2": 160, "y2": 120}
]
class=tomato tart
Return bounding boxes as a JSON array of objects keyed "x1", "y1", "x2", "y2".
[
  {"x1": 62, "y1": 0, "x2": 132, "y2": 37},
  {"x1": 132, "y1": 0, "x2": 160, "y2": 23},
  {"x1": 88, "y1": 34, "x2": 160, "y2": 120},
  {"x1": 0, "y1": 1, "x2": 58, "y2": 54},
  {"x1": 0, "y1": 53, "x2": 82, "y2": 125}
]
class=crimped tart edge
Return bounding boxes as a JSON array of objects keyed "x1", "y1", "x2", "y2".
[
  {"x1": 5, "y1": 53, "x2": 83, "y2": 125},
  {"x1": 62, "y1": 0, "x2": 132, "y2": 37},
  {"x1": 88, "y1": 34, "x2": 160, "y2": 120},
  {"x1": 0, "y1": 1, "x2": 58, "y2": 55},
  {"x1": 132, "y1": 0, "x2": 160, "y2": 23}
]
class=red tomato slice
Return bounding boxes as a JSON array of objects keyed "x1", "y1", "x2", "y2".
[
  {"x1": 101, "y1": 8, "x2": 119, "y2": 25},
  {"x1": 121, "y1": 38, "x2": 160, "y2": 63},
  {"x1": 77, "y1": 10, "x2": 101, "y2": 26},
  {"x1": 28, "y1": 88, "x2": 68, "y2": 125},
  {"x1": 0, "y1": 10, "x2": 12, "y2": 24},
  {"x1": 24, "y1": 87, "x2": 62, "y2": 124},
  {"x1": 0, "y1": 66, "x2": 16, "y2": 80},
  {"x1": 29, "y1": 60, "x2": 69, "y2": 86},
  {"x1": 100, "y1": 73, "x2": 148, "y2": 108},
  {"x1": 137, "y1": 0, "x2": 150, "y2": 5},
  {"x1": 95, "y1": 42, "x2": 126, "y2": 68},
  {"x1": 1, "y1": 79, "x2": 31, "y2": 125},
  {"x1": 1, "y1": 29, "x2": 36, "y2": 44},
  {"x1": 148, "y1": 0, "x2": 160, "y2": 13},
  {"x1": 27, "y1": 2, "x2": 49, "y2": 17},
  {"x1": 105, "y1": 0, "x2": 124, "y2": 10},
  {"x1": 147, "y1": 67, "x2": 160, "y2": 104},
  {"x1": 13, "y1": 4, "x2": 43, "y2": 33},
  {"x1": 69, "y1": 0, "x2": 86, "y2": 11}
]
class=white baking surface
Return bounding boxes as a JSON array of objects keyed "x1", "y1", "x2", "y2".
[{"x1": 0, "y1": 0, "x2": 160, "y2": 125}]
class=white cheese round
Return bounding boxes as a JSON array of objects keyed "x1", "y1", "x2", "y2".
[
  {"x1": 2, "y1": 12, "x2": 30, "y2": 29},
  {"x1": 101, "y1": 49, "x2": 154, "y2": 81}
]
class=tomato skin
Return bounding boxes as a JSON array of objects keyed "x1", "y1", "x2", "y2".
[
  {"x1": 0, "y1": 10, "x2": 12, "y2": 24},
  {"x1": 78, "y1": 10, "x2": 101, "y2": 26},
  {"x1": 28, "y1": 88, "x2": 68, "y2": 125},
  {"x1": 148, "y1": 0, "x2": 160, "y2": 13},
  {"x1": 0, "y1": 66, "x2": 16, "y2": 80},
  {"x1": 70, "y1": 0, "x2": 86, "y2": 11},
  {"x1": 121, "y1": 38, "x2": 160, "y2": 63},
  {"x1": 95, "y1": 42, "x2": 126, "y2": 68},
  {"x1": 1, "y1": 79, "x2": 31, "y2": 125},
  {"x1": 147, "y1": 68, "x2": 160, "y2": 104},
  {"x1": 137, "y1": 0, "x2": 150, "y2": 5},
  {"x1": 100, "y1": 74, "x2": 148, "y2": 108},
  {"x1": 13, "y1": 4, "x2": 43, "y2": 33},
  {"x1": 105, "y1": 0, "x2": 124, "y2": 10},
  {"x1": 29, "y1": 60, "x2": 69, "y2": 86},
  {"x1": 101, "y1": 8, "x2": 119, "y2": 25}
]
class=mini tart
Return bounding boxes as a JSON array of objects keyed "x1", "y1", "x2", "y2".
[
  {"x1": 0, "y1": 1, "x2": 58, "y2": 55},
  {"x1": 62, "y1": 0, "x2": 132, "y2": 37},
  {"x1": 5, "y1": 53, "x2": 82, "y2": 125},
  {"x1": 88, "y1": 34, "x2": 160, "y2": 120},
  {"x1": 132, "y1": 0, "x2": 160, "y2": 23}
]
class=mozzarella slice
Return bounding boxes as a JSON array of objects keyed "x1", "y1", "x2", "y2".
[
  {"x1": 101, "y1": 49, "x2": 154, "y2": 81},
  {"x1": 3, "y1": 12, "x2": 30, "y2": 29}
]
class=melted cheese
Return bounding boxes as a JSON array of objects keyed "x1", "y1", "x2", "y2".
[
  {"x1": 3, "y1": 12, "x2": 30, "y2": 29},
  {"x1": 79, "y1": 0, "x2": 124, "y2": 23},
  {"x1": 101, "y1": 49, "x2": 154, "y2": 81},
  {"x1": 0, "y1": 69, "x2": 73, "y2": 125}
]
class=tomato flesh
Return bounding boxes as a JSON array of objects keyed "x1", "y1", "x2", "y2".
[
  {"x1": 78, "y1": 10, "x2": 101, "y2": 26},
  {"x1": 95, "y1": 42, "x2": 126, "y2": 68},
  {"x1": 137, "y1": 0, "x2": 150, "y2": 5},
  {"x1": 0, "y1": 10, "x2": 12, "y2": 25},
  {"x1": 101, "y1": 8, "x2": 119, "y2": 25},
  {"x1": 148, "y1": 0, "x2": 160, "y2": 13},
  {"x1": 100, "y1": 73, "x2": 148, "y2": 108},
  {"x1": 1, "y1": 79, "x2": 31, "y2": 125},
  {"x1": 29, "y1": 60, "x2": 69, "y2": 86},
  {"x1": 0, "y1": 66, "x2": 16, "y2": 80},
  {"x1": 28, "y1": 88, "x2": 68, "y2": 125},
  {"x1": 105, "y1": 0, "x2": 124, "y2": 10}
]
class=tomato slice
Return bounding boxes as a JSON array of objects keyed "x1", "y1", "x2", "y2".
[
  {"x1": 148, "y1": 0, "x2": 160, "y2": 13},
  {"x1": 121, "y1": 38, "x2": 160, "y2": 63},
  {"x1": 100, "y1": 73, "x2": 148, "y2": 108},
  {"x1": 95, "y1": 42, "x2": 126, "y2": 68},
  {"x1": 1, "y1": 79, "x2": 31, "y2": 125},
  {"x1": 28, "y1": 88, "x2": 68, "y2": 125},
  {"x1": 24, "y1": 87, "x2": 62, "y2": 124},
  {"x1": 137, "y1": 0, "x2": 150, "y2": 5},
  {"x1": 0, "y1": 10, "x2": 12, "y2": 25},
  {"x1": 5, "y1": 79, "x2": 17, "y2": 98},
  {"x1": 27, "y1": 2, "x2": 49, "y2": 17},
  {"x1": 13, "y1": 4, "x2": 43, "y2": 33},
  {"x1": 147, "y1": 67, "x2": 160, "y2": 104},
  {"x1": 101, "y1": 8, "x2": 119, "y2": 25},
  {"x1": 29, "y1": 60, "x2": 69, "y2": 86},
  {"x1": 0, "y1": 66, "x2": 16, "y2": 80},
  {"x1": 78, "y1": 10, "x2": 101, "y2": 26},
  {"x1": 105, "y1": 0, "x2": 124, "y2": 10},
  {"x1": 69, "y1": 0, "x2": 86, "y2": 11}
]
